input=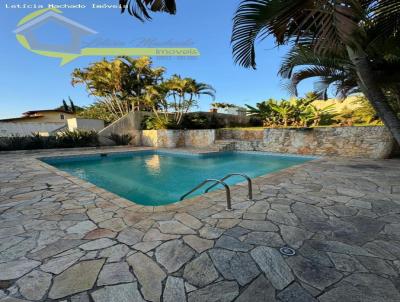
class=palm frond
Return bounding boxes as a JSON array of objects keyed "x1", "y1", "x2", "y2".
[{"x1": 120, "y1": 0, "x2": 176, "y2": 21}]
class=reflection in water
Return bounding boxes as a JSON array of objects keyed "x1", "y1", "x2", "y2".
[
  {"x1": 75, "y1": 169, "x2": 88, "y2": 180},
  {"x1": 145, "y1": 155, "x2": 161, "y2": 174}
]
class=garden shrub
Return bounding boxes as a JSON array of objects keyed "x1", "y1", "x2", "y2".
[
  {"x1": 0, "y1": 130, "x2": 99, "y2": 151},
  {"x1": 108, "y1": 133, "x2": 133, "y2": 145}
]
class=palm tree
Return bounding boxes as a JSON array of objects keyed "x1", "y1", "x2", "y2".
[
  {"x1": 162, "y1": 75, "x2": 215, "y2": 125},
  {"x1": 119, "y1": 0, "x2": 176, "y2": 20},
  {"x1": 232, "y1": 0, "x2": 400, "y2": 145}
]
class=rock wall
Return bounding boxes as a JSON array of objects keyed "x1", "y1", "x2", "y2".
[
  {"x1": 258, "y1": 126, "x2": 395, "y2": 158},
  {"x1": 141, "y1": 130, "x2": 214, "y2": 148},
  {"x1": 137, "y1": 126, "x2": 396, "y2": 159},
  {"x1": 216, "y1": 129, "x2": 264, "y2": 141}
]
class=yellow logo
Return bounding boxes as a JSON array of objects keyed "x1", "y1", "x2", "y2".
[{"x1": 14, "y1": 8, "x2": 200, "y2": 66}]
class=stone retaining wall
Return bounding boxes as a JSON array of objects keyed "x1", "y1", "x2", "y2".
[
  {"x1": 216, "y1": 129, "x2": 264, "y2": 141},
  {"x1": 141, "y1": 130, "x2": 214, "y2": 148},
  {"x1": 137, "y1": 126, "x2": 396, "y2": 158},
  {"x1": 261, "y1": 126, "x2": 396, "y2": 158}
]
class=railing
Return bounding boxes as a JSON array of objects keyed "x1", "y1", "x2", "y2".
[
  {"x1": 179, "y1": 173, "x2": 253, "y2": 210},
  {"x1": 205, "y1": 173, "x2": 253, "y2": 200},
  {"x1": 180, "y1": 179, "x2": 232, "y2": 209}
]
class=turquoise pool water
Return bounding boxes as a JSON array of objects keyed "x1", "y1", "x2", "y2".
[{"x1": 44, "y1": 151, "x2": 313, "y2": 206}]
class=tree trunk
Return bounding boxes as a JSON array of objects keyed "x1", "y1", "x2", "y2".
[{"x1": 347, "y1": 47, "x2": 400, "y2": 146}]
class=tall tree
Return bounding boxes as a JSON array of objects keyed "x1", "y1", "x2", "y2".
[
  {"x1": 71, "y1": 56, "x2": 165, "y2": 119},
  {"x1": 231, "y1": 0, "x2": 400, "y2": 145}
]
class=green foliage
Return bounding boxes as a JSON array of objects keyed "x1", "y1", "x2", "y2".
[
  {"x1": 108, "y1": 133, "x2": 133, "y2": 145},
  {"x1": 0, "y1": 130, "x2": 99, "y2": 151},
  {"x1": 78, "y1": 102, "x2": 119, "y2": 124},
  {"x1": 334, "y1": 96, "x2": 382, "y2": 126},
  {"x1": 56, "y1": 130, "x2": 99, "y2": 148},
  {"x1": 72, "y1": 56, "x2": 165, "y2": 118},
  {"x1": 211, "y1": 102, "x2": 237, "y2": 109},
  {"x1": 246, "y1": 94, "x2": 336, "y2": 128},
  {"x1": 181, "y1": 113, "x2": 224, "y2": 129}
]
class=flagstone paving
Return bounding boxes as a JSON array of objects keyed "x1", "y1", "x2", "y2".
[{"x1": 0, "y1": 147, "x2": 400, "y2": 301}]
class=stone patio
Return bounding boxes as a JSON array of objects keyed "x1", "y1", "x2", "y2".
[{"x1": 1, "y1": 147, "x2": 400, "y2": 302}]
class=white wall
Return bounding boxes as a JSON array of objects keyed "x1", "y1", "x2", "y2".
[
  {"x1": 67, "y1": 118, "x2": 104, "y2": 132},
  {"x1": 0, "y1": 122, "x2": 65, "y2": 137}
]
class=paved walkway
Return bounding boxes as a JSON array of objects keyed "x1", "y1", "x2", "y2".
[{"x1": 1, "y1": 148, "x2": 400, "y2": 302}]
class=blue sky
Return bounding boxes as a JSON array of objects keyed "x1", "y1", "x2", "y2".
[{"x1": 0, "y1": 0, "x2": 314, "y2": 119}]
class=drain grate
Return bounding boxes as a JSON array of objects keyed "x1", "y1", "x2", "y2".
[{"x1": 279, "y1": 246, "x2": 296, "y2": 256}]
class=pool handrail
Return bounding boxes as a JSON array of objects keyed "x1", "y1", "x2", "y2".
[
  {"x1": 180, "y1": 179, "x2": 232, "y2": 210},
  {"x1": 204, "y1": 173, "x2": 253, "y2": 200}
]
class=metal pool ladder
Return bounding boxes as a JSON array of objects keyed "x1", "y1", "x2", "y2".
[{"x1": 179, "y1": 173, "x2": 253, "y2": 210}]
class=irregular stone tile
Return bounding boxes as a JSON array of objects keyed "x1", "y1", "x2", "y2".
[
  {"x1": 163, "y1": 277, "x2": 186, "y2": 302},
  {"x1": 100, "y1": 244, "x2": 131, "y2": 262},
  {"x1": 0, "y1": 226, "x2": 24, "y2": 239},
  {"x1": 247, "y1": 202, "x2": 269, "y2": 213},
  {"x1": 250, "y1": 246, "x2": 294, "y2": 290},
  {"x1": 40, "y1": 250, "x2": 84, "y2": 274},
  {"x1": 16, "y1": 270, "x2": 52, "y2": 301},
  {"x1": 84, "y1": 228, "x2": 116, "y2": 240},
  {"x1": 142, "y1": 229, "x2": 180, "y2": 241},
  {"x1": 327, "y1": 252, "x2": 367, "y2": 272},
  {"x1": 324, "y1": 204, "x2": 357, "y2": 217},
  {"x1": 155, "y1": 240, "x2": 194, "y2": 273},
  {"x1": 98, "y1": 218, "x2": 126, "y2": 232},
  {"x1": 365, "y1": 240, "x2": 400, "y2": 259},
  {"x1": 0, "y1": 236, "x2": 24, "y2": 253},
  {"x1": 175, "y1": 213, "x2": 202, "y2": 230},
  {"x1": 183, "y1": 235, "x2": 214, "y2": 253},
  {"x1": 287, "y1": 255, "x2": 343, "y2": 290},
  {"x1": 183, "y1": 253, "x2": 219, "y2": 287},
  {"x1": 199, "y1": 226, "x2": 224, "y2": 239},
  {"x1": 91, "y1": 282, "x2": 145, "y2": 302},
  {"x1": 299, "y1": 242, "x2": 333, "y2": 267},
  {"x1": 87, "y1": 208, "x2": 114, "y2": 223},
  {"x1": 277, "y1": 282, "x2": 317, "y2": 302},
  {"x1": 158, "y1": 220, "x2": 196, "y2": 235},
  {"x1": 116, "y1": 227, "x2": 144, "y2": 246},
  {"x1": 187, "y1": 281, "x2": 239, "y2": 302},
  {"x1": 48, "y1": 259, "x2": 105, "y2": 299},
  {"x1": 384, "y1": 223, "x2": 400, "y2": 239},
  {"x1": 356, "y1": 255, "x2": 397, "y2": 276},
  {"x1": 372, "y1": 200, "x2": 400, "y2": 215},
  {"x1": 336, "y1": 216, "x2": 385, "y2": 245},
  {"x1": 66, "y1": 221, "x2": 97, "y2": 235},
  {"x1": 318, "y1": 273, "x2": 400, "y2": 302},
  {"x1": 234, "y1": 275, "x2": 275, "y2": 302},
  {"x1": 127, "y1": 252, "x2": 165, "y2": 302},
  {"x1": 242, "y1": 212, "x2": 265, "y2": 220},
  {"x1": 242, "y1": 231, "x2": 284, "y2": 247},
  {"x1": 70, "y1": 292, "x2": 90, "y2": 302},
  {"x1": 97, "y1": 262, "x2": 135, "y2": 286},
  {"x1": 215, "y1": 235, "x2": 253, "y2": 252},
  {"x1": 0, "y1": 259, "x2": 40, "y2": 280},
  {"x1": 239, "y1": 220, "x2": 278, "y2": 232},
  {"x1": 280, "y1": 225, "x2": 314, "y2": 249},
  {"x1": 216, "y1": 219, "x2": 241, "y2": 229},
  {"x1": 267, "y1": 210, "x2": 300, "y2": 226},
  {"x1": 223, "y1": 226, "x2": 250, "y2": 238},
  {"x1": 0, "y1": 237, "x2": 37, "y2": 262},
  {"x1": 346, "y1": 199, "x2": 371, "y2": 209},
  {"x1": 211, "y1": 248, "x2": 260, "y2": 286},
  {"x1": 132, "y1": 241, "x2": 162, "y2": 253},
  {"x1": 79, "y1": 238, "x2": 116, "y2": 251},
  {"x1": 308, "y1": 240, "x2": 376, "y2": 257},
  {"x1": 292, "y1": 203, "x2": 328, "y2": 222}
]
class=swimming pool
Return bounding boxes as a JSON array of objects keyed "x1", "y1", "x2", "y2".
[{"x1": 43, "y1": 150, "x2": 313, "y2": 206}]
